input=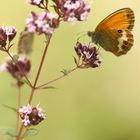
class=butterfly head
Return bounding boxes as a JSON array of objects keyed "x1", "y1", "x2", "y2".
[{"x1": 87, "y1": 31, "x2": 98, "y2": 43}]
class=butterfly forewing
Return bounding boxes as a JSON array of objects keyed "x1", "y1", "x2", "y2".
[{"x1": 96, "y1": 8, "x2": 134, "y2": 31}]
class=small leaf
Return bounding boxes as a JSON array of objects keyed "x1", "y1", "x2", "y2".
[
  {"x1": 23, "y1": 128, "x2": 39, "y2": 138},
  {"x1": 0, "y1": 128, "x2": 16, "y2": 138},
  {"x1": 39, "y1": 86, "x2": 57, "y2": 90},
  {"x1": 73, "y1": 56, "x2": 78, "y2": 65},
  {"x1": 18, "y1": 30, "x2": 34, "y2": 55},
  {"x1": 2, "y1": 104, "x2": 17, "y2": 113},
  {"x1": 60, "y1": 69, "x2": 70, "y2": 76},
  {"x1": 13, "y1": 54, "x2": 19, "y2": 62}
]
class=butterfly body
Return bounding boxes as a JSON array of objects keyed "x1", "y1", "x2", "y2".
[{"x1": 88, "y1": 8, "x2": 135, "y2": 56}]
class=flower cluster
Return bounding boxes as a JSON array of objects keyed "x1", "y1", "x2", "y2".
[
  {"x1": 53, "y1": 0, "x2": 90, "y2": 23},
  {"x1": 1, "y1": 55, "x2": 31, "y2": 80},
  {"x1": 74, "y1": 42, "x2": 101, "y2": 68},
  {"x1": 26, "y1": 11, "x2": 59, "y2": 35},
  {"x1": 19, "y1": 104, "x2": 45, "y2": 126},
  {"x1": 0, "y1": 26, "x2": 16, "y2": 47}
]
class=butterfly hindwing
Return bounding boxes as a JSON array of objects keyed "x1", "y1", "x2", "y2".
[
  {"x1": 116, "y1": 29, "x2": 133, "y2": 56},
  {"x1": 94, "y1": 28, "x2": 133, "y2": 56}
]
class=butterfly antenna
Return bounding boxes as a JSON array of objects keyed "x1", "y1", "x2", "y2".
[
  {"x1": 76, "y1": 31, "x2": 87, "y2": 36},
  {"x1": 77, "y1": 32, "x2": 87, "y2": 42},
  {"x1": 97, "y1": 45, "x2": 101, "y2": 52}
]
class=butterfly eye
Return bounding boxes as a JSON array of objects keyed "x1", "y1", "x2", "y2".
[{"x1": 117, "y1": 29, "x2": 123, "y2": 33}]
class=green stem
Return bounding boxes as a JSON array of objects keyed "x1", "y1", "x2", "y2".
[
  {"x1": 16, "y1": 83, "x2": 21, "y2": 135},
  {"x1": 16, "y1": 124, "x2": 24, "y2": 140},
  {"x1": 36, "y1": 66, "x2": 78, "y2": 89},
  {"x1": 16, "y1": 35, "x2": 52, "y2": 140}
]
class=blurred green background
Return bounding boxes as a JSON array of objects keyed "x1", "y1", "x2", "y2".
[{"x1": 0, "y1": 0, "x2": 140, "y2": 140}]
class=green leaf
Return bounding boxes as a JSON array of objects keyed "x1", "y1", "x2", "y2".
[
  {"x1": 23, "y1": 128, "x2": 39, "y2": 138},
  {"x1": 0, "y1": 128, "x2": 16, "y2": 138},
  {"x1": 60, "y1": 69, "x2": 70, "y2": 76},
  {"x1": 2, "y1": 104, "x2": 17, "y2": 113},
  {"x1": 39, "y1": 86, "x2": 57, "y2": 90},
  {"x1": 13, "y1": 54, "x2": 19, "y2": 62},
  {"x1": 73, "y1": 56, "x2": 78, "y2": 65}
]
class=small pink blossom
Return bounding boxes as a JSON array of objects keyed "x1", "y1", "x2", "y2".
[
  {"x1": 27, "y1": 0, "x2": 42, "y2": 5},
  {"x1": 80, "y1": 11, "x2": 89, "y2": 21},
  {"x1": 23, "y1": 115, "x2": 30, "y2": 126},
  {"x1": 2, "y1": 26, "x2": 16, "y2": 36},
  {"x1": 52, "y1": 0, "x2": 90, "y2": 23},
  {"x1": 19, "y1": 104, "x2": 32, "y2": 114},
  {"x1": 74, "y1": 42, "x2": 101, "y2": 68},
  {"x1": 0, "y1": 26, "x2": 17, "y2": 46}
]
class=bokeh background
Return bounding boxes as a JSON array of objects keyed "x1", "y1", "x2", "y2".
[{"x1": 0, "y1": 0, "x2": 140, "y2": 140}]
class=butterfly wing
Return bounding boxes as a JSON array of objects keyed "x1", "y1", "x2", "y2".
[
  {"x1": 96, "y1": 8, "x2": 134, "y2": 31},
  {"x1": 91, "y1": 8, "x2": 135, "y2": 56}
]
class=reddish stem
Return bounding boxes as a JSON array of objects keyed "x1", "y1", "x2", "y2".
[
  {"x1": 16, "y1": 124, "x2": 24, "y2": 140},
  {"x1": 16, "y1": 83, "x2": 21, "y2": 135},
  {"x1": 28, "y1": 34, "x2": 52, "y2": 103},
  {"x1": 16, "y1": 35, "x2": 52, "y2": 140},
  {"x1": 36, "y1": 66, "x2": 78, "y2": 89}
]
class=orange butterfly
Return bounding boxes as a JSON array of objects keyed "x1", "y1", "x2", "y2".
[{"x1": 88, "y1": 8, "x2": 135, "y2": 56}]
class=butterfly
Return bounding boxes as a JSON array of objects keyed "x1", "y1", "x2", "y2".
[{"x1": 88, "y1": 8, "x2": 135, "y2": 56}]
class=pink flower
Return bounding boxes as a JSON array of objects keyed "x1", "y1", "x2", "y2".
[
  {"x1": 52, "y1": 0, "x2": 90, "y2": 23},
  {"x1": 19, "y1": 104, "x2": 45, "y2": 126},
  {"x1": 27, "y1": 0, "x2": 43, "y2": 5},
  {"x1": 0, "y1": 26, "x2": 17, "y2": 47},
  {"x1": 0, "y1": 55, "x2": 31, "y2": 80},
  {"x1": 74, "y1": 42, "x2": 101, "y2": 68},
  {"x1": 2, "y1": 26, "x2": 17, "y2": 42},
  {"x1": 26, "y1": 11, "x2": 58, "y2": 35},
  {"x1": 19, "y1": 104, "x2": 32, "y2": 114}
]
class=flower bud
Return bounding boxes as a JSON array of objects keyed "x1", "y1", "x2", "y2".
[
  {"x1": 5, "y1": 55, "x2": 31, "y2": 80},
  {"x1": 0, "y1": 26, "x2": 17, "y2": 47},
  {"x1": 2, "y1": 26, "x2": 17, "y2": 42},
  {"x1": 0, "y1": 28, "x2": 7, "y2": 47}
]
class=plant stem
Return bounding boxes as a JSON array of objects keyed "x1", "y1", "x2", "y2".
[
  {"x1": 16, "y1": 35, "x2": 52, "y2": 139},
  {"x1": 16, "y1": 83, "x2": 22, "y2": 135},
  {"x1": 16, "y1": 34, "x2": 52, "y2": 140},
  {"x1": 16, "y1": 124, "x2": 24, "y2": 140},
  {"x1": 36, "y1": 66, "x2": 78, "y2": 89},
  {"x1": 28, "y1": 34, "x2": 52, "y2": 103},
  {"x1": 20, "y1": 128, "x2": 28, "y2": 140}
]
